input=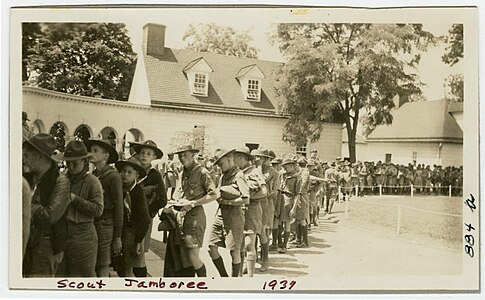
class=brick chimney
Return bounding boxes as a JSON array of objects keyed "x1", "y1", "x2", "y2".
[{"x1": 143, "y1": 23, "x2": 166, "y2": 56}]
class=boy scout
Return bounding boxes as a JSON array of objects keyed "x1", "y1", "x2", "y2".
[
  {"x1": 130, "y1": 140, "x2": 167, "y2": 277},
  {"x1": 252, "y1": 149, "x2": 277, "y2": 272},
  {"x1": 234, "y1": 147, "x2": 267, "y2": 276},
  {"x1": 295, "y1": 157, "x2": 310, "y2": 248},
  {"x1": 278, "y1": 155, "x2": 302, "y2": 253},
  {"x1": 85, "y1": 138, "x2": 123, "y2": 277},
  {"x1": 172, "y1": 145, "x2": 217, "y2": 277},
  {"x1": 208, "y1": 148, "x2": 249, "y2": 277},
  {"x1": 23, "y1": 134, "x2": 71, "y2": 277}
]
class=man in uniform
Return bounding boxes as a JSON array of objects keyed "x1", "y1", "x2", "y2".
[
  {"x1": 269, "y1": 157, "x2": 284, "y2": 252},
  {"x1": 171, "y1": 145, "x2": 217, "y2": 277},
  {"x1": 23, "y1": 134, "x2": 71, "y2": 277},
  {"x1": 208, "y1": 148, "x2": 249, "y2": 277},
  {"x1": 164, "y1": 152, "x2": 178, "y2": 200},
  {"x1": 234, "y1": 147, "x2": 266, "y2": 277},
  {"x1": 278, "y1": 155, "x2": 302, "y2": 253},
  {"x1": 294, "y1": 157, "x2": 310, "y2": 247},
  {"x1": 324, "y1": 161, "x2": 338, "y2": 214},
  {"x1": 252, "y1": 149, "x2": 277, "y2": 272}
]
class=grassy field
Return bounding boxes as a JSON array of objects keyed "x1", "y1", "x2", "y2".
[{"x1": 344, "y1": 195, "x2": 462, "y2": 250}]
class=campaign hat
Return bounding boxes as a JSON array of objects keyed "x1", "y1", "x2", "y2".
[
  {"x1": 172, "y1": 144, "x2": 199, "y2": 155},
  {"x1": 23, "y1": 133, "x2": 58, "y2": 161},
  {"x1": 234, "y1": 146, "x2": 254, "y2": 161},
  {"x1": 115, "y1": 156, "x2": 147, "y2": 178},
  {"x1": 252, "y1": 149, "x2": 273, "y2": 159},
  {"x1": 85, "y1": 139, "x2": 119, "y2": 164},
  {"x1": 131, "y1": 140, "x2": 163, "y2": 159},
  {"x1": 213, "y1": 148, "x2": 236, "y2": 165},
  {"x1": 53, "y1": 140, "x2": 94, "y2": 161}
]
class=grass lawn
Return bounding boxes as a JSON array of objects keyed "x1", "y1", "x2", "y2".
[{"x1": 344, "y1": 195, "x2": 462, "y2": 250}]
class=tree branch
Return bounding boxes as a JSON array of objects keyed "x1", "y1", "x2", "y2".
[{"x1": 322, "y1": 24, "x2": 338, "y2": 44}]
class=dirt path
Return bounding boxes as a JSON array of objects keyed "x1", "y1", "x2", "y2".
[{"x1": 144, "y1": 201, "x2": 462, "y2": 278}]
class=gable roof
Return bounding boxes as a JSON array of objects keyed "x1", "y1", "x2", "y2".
[
  {"x1": 182, "y1": 57, "x2": 213, "y2": 73},
  {"x1": 235, "y1": 64, "x2": 265, "y2": 79},
  {"x1": 142, "y1": 48, "x2": 283, "y2": 114},
  {"x1": 367, "y1": 100, "x2": 463, "y2": 143}
]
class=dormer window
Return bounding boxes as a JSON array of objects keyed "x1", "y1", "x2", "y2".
[
  {"x1": 193, "y1": 73, "x2": 208, "y2": 95},
  {"x1": 236, "y1": 64, "x2": 265, "y2": 102},
  {"x1": 183, "y1": 57, "x2": 213, "y2": 97},
  {"x1": 247, "y1": 79, "x2": 260, "y2": 100}
]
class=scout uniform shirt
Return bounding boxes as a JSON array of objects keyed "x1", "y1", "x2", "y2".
[
  {"x1": 241, "y1": 165, "x2": 266, "y2": 234},
  {"x1": 179, "y1": 163, "x2": 216, "y2": 248},
  {"x1": 279, "y1": 171, "x2": 302, "y2": 223}
]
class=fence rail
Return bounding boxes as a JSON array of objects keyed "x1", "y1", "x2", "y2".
[
  {"x1": 343, "y1": 197, "x2": 461, "y2": 235},
  {"x1": 336, "y1": 184, "x2": 462, "y2": 200}
]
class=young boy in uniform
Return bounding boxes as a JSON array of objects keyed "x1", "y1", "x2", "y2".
[
  {"x1": 115, "y1": 157, "x2": 150, "y2": 277},
  {"x1": 130, "y1": 140, "x2": 167, "y2": 277}
]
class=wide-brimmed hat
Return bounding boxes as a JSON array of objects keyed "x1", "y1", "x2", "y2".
[
  {"x1": 297, "y1": 157, "x2": 307, "y2": 165},
  {"x1": 22, "y1": 111, "x2": 30, "y2": 121},
  {"x1": 172, "y1": 144, "x2": 199, "y2": 155},
  {"x1": 131, "y1": 140, "x2": 163, "y2": 159},
  {"x1": 23, "y1": 133, "x2": 58, "y2": 161},
  {"x1": 213, "y1": 148, "x2": 236, "y2": 165},
  {"x1": 85, "y1": 139, "x2": 119, "y2": 164},
  {"x1": 282, "y1": 156, "x2": 297, "y2": 166},
  {"x1": 115, "y1": 156, "x2": 147, "y2": 178},
  {"x1": 307, "y1": 159, "x2": 317, "y2": 167},
  {"x1": 271, "y1": 157, "x2": 282, "y2": 164},
  {"x1": 234, "y1": 146, "x2": 254, "y2": 161},
  {"x1": 53, "y1": 140, "x2": 94, "y2": 161},
  {"x1": 252, "y1": 149, "x2": 273, "y2": 159}
]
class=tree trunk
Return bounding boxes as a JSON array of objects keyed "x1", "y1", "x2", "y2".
[{"x1": 346, "y1": 125, "x2": 356, "y2": 163}]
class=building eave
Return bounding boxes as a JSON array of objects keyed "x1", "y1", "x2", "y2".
[{"x1": 366, "y1": 137, "x2": 463, "y2": 144}]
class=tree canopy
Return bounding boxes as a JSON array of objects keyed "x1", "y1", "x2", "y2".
[
  {"x1": 442, "y1": 24, "x2": 464, "y2": 102},
  {"x1": 442, "y1": 24, "x2": 463, "y2": 66},
  {"x1": 23, "y1": 23, "x2": 137, "y2": 101},
  {"x1": 183, "y1": 23, "x2": 259, "y2": 58},
  {"x1": 272, "y1": 23, "x2": 435, "y2": 162}
]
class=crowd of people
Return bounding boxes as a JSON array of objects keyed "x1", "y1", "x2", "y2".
[{"x1": 21, "y1": 111, "x2": 463, "y2": 279}]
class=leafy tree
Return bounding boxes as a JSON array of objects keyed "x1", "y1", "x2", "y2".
[
  {"x1": 183, "y1": 23, "x2": 259, "y2": 58},
  {"x1": 23, "y1": 23, "x2": 137, "y2": 101},
  {"x1": 445, "y1": 73, "x2": 464, "y2": 102},
  {"x1": 442, "y1": 24, "x2": 463, "y2": 66},
  {"x1": 272, "y1": 23, "x2": 435, "y2": 162},
  {"x1": 22, "y1": 23, "x2": 42, "y2": 82},
  {"x1": 49, "y1": 122, "x2": 66, "y2": 151},
  {"x1": 442, "y1": 24, "x2": 464, "y2": 103}
]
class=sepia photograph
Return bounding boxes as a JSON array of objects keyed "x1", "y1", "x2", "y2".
[{"x1": 7, "y1": 4, "x2": 480, "y2": 294}]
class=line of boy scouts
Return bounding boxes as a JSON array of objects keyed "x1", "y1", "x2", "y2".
[{"x1": 22, "y1": 127, "x2": 463, "y2": 278}]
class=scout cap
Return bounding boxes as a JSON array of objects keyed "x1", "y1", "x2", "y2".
[
  {"x1": 53, "y1": 140, "x2": 94, "y2": 161},
  {"x1": 213, "y1": 148, "x2": 236, "y2": 165},
  {"x1": 115, "y1": 156, "x2": 147, "y2": 178},
  {"x1": 220, "y1": 185, "x2": 241, "y2": 200},
  {"x1": 85, "y1": 139, "x2": 119, "y2": 164},
  {"x1": 252, "y1": 149, "x2": 273, "y2": 159},
  {"x1": 271, "y1": 157, "x2": 282, "y2": 164},
  {"x1": 234, "y1": 146, "x2": 254, "y2": 161},
  {"x1": 281, "y1": 156, "x2": 297, "y2": 166},
  {"x1": 131, "y1": 140, "x2": 163, "y2": 159},
  {"x1": 172, "y1": 144, "x2": 199, "y2": 155},
  {"x1": 22, "y1": 111, "x2": 30, "y2": 121},
  {"x1": 23, "y1": 133, "x2": 58, "y2": 162}
]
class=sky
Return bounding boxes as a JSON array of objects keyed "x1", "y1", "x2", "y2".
[{"x1": 124, "y1": 9, "x2": 463, "y2": 101}]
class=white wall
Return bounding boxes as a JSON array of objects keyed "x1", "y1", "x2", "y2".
[
  {"x1": 341, "y1": 142, "x2": 368, "y2": 162},
  {"x1": 23, "y1": 88, "x2": 342, "y2": 161}
]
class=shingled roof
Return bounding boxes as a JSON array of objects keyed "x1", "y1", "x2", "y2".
[
  {"x1": 367, "y1": 100, "x2": 462, "y2": 143},
  {"x1": 142, "y1": 47, "x2": 283, "y2": 114}
]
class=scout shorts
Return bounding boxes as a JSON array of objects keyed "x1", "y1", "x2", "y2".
[
  {"x1": 208, "y1": 206, "x2": 244, "y2": 251},
  {"x1": 244, "y1": 200, "x2": 262, "y2": 235},
  {"x1": 182, "y1": 206, "x2": 206, "y2": 249},
  {"x1": 260, "y1": 196, "x2": 274, "y2": 228},
  {"x1": 95, "y1": 218, "x2": 114, "y2": 268},
  {"x1": 60, "y1": 221, "x2": 98, "y2": 277}
]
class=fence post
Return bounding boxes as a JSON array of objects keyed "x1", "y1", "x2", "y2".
[
  {"x1": 355, "y1": 185, "x2": 359, "y2": 197},
  {"x1": 344, "y1": 196, "x2": 348, "y2": 219},
  {"x1": 410, "y1": 184, "x2": 414, "y2": 197},
  {"x1": 396, "y1": 204, "x2": 402, "y2": 235},
  {"x1": 338, "y1": 186, "x2": 342, "y2": 203},
  {"x1": 449, "y1": 185, "x2": 452, "y2": 197},
  {"x1": 379, "y1": 185, "x2": 382, "y2": 196}
]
